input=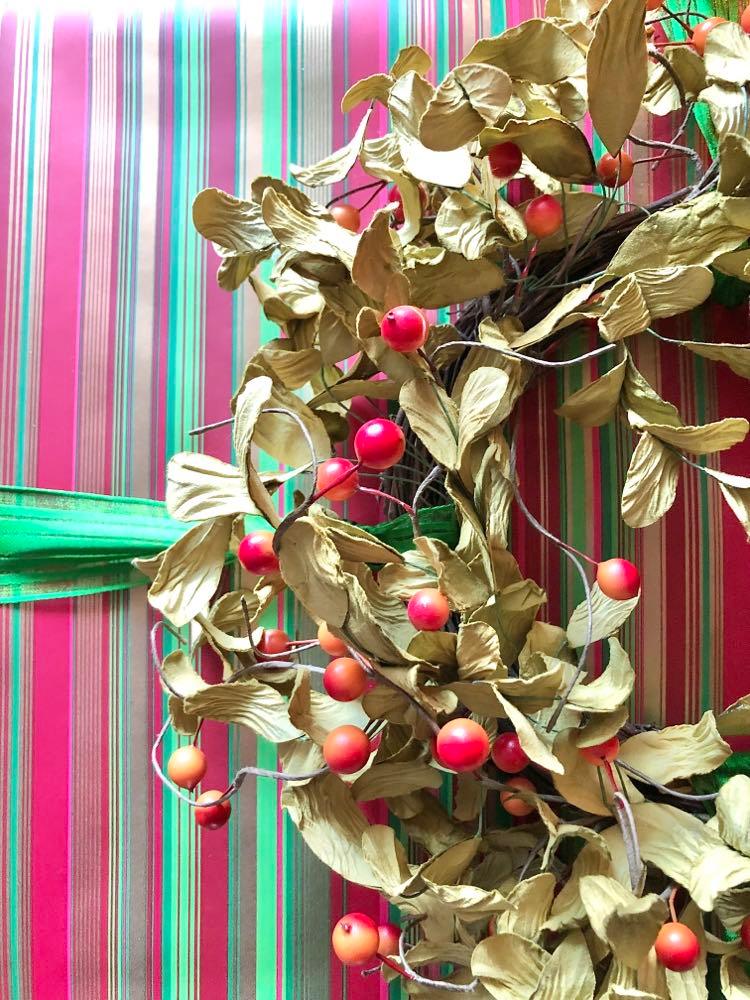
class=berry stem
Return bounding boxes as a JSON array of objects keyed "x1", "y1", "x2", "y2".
[
  {"x1": 669, "y1": 886, "x2": 679, "y2": 923},
  {"x1": 189, "y1": 415, "x2": 233, "y2": 437},
  {"x1": 632, "y1": 153, "x2": 688, "y2": 165},
  {"x1": 358, "y1": 485, "x2": 415, "y2": 515},
  {"x1": 376, "y1": 954, "x2": 414, "y2": 980},
  {"x1": 603, "y1": 760, "x2": 620, "y2": 794},
  {"x1": 325, "y1": 179, "x2": 385, "y2": 209},
  {"x1": 309, "y1": 459, "x2": 362, "y2": 504}
]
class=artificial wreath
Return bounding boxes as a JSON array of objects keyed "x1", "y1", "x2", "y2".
[{"x1": 144, "y1": 3, "x2": 750, "y2": 997}]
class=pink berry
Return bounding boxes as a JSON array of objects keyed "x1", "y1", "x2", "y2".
[
  {"x1": 323, "y1": 657, "x2": 369, "y2": 702},
  {"x1": 323, "y1": 725, "x2": 371, "y2": 775},
  {"x1": 525, "y1": 195, "x2": 563, "y2": 239},
  {"x1": 380, "y1": 306, "x2": 428, "y2": 353},
  {"x1": 654, "y1": 922, "x2": 701, "y2": 972},
  {"x1": 407, "y1": 588, "x2": 451, "y2": 631},
  {"x1": 237, "y1": 530, "x2": 279, "y2": 575},
  {"x1": 491, "y1": 732, "x2": 529, "y2": 774},
  {"x1": 353, "y1": 418, "x2": 405, "y2": 470},
  {"x1": 596, "y1": 558, "x2": 640, "y2": 601},
  {"x1": 579, "y1": 736, "x2": 620, "y2": 766},
  {"x1": 316, "y1": 457, "x2": 359, "y2": 500},
  {"x1": 435, "y1": 718, "x2": 490, "y2": 772},
  {"x1": 195, "y1": 790, "x2": 231, "y2": 830}
]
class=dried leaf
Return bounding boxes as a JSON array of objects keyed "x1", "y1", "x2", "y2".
[
  {"x1": 192, "y1": 188, "x2": 276, "y2": 290},
  {"x1": 567, "y1": 638, "x2": 635, "y2": 712},
  {"x1": 456, "y1": 621, "x2": 503, "y2": 681},
  {"x1": 717, "y1": 693, "x2": 750, "y2": 736},
  {"x1": 390, "y1": 45, "x2": 432, "y2": 78},
  {"x1": 261, "y1": 187, "x2": 359, "y2": 268},
  {"x1": 185, "y1": 678, "x2": 303, "y2": 742},
  {"x1": 587, "y1": 0, "x2": 648, "y2": 155},
  {"x1": 422, "y1": 881, "x2": 514, "y2": 919},
  {"x1": 495, "y1": 688, "x2": 564, "y2": 774},
  {"x1": 496, "y1": 874, "x2": 557, "y2": 941},
  {"x1": 480, "y1": 118, "x2": 596, "y2": 184},
  {"x1": 530, "y1": 930, "x2": 595, "y2": 1000},
  {"x1": 352, "y1": 761, "x2": 443, "y2": 801},
  {"x1": 435, "y1": 191, "x2": 508, "y2": 260},
  {"x1": 351, "y1": 207, "x2": 409, "y2": 303},
  {"x1": 621, "y1": 433, "x2": 681, "y2": 528},
  {"x1": 341, "y1": 73, "x2": 393, "y2": 113},
  {"x1": 403, "y1": 246, "x2": 506, "y2": 308},
  {"x1": 704, "y1": 22, "x2": 750, "y2": 86},
  {"x1": 290, "y1": 108, "x2": 372, "y2": 187},
  {"x1": 675, "y1": 339, "x2": 750, "y2": 380},
  {"x1": 400, "y1": 376, "x2": 460, "y2": 469},
  {"x1": 632, "y1": 264, "x2": 714, "y2": 318},
  {"x1": 145, "y1": 517, "x2": 233, "y2": 627},
  {"x1": 420, "y1": 64, "x2": 513, "y2": 151},
  {"x1": 579, "y1": 875, "x2": 667, "y2": 968},
  {"x1": 716, "y1": 775, "x2": 750, "y2": 856},
  {"x1": 463, "y1": 20, "x2": 585, "y2": 83},
  {"x1": 471, "y1": 932, "x2": 548, "y2": 999},
  {"x1": 166, "y1": 452, "x2": 256, "y2": 522},
  {"x1": 620, "y1": 711, "x2": 730, "y2": 785},
  {"x1": 599, "y1": 276, "x2": 651, "y2": 342},
  {"x1": 718, "y1": 133, "x2": 750, "y2": 197},
  {"x1": 629, "y1": 415, "x2": 749, "y2": 455},
  {"x1": 553, "y1": 728, "x2": 643, "y2": 816},
  {"x1": 414, "y1": 536, "x2": 490, "y2": 611},
  {"x1": 567, "y1": 584, "x2": 639, "y2": 648},
  {"x1": 288, "y1": 670, "x2": 369, "y2": 745},
  {"x1": 720, "y1": 954, "x2": 750, "y2": 999},
  {"x1": 556, "y1": 358, "x2": 626, "y2": 427}
]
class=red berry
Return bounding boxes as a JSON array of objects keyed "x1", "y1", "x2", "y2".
[
  {"x1": 654, "y1": 922, "x2": 701, "y2": 972},
  {"x1": 388, "y1": 184, "x2": 428, "y2": 224},
  {"x1": 167, "y1": 745, "x2": 207, "y2": 791},
  {"x1": 330, "y1": 203, "x2": 360, "y2": 232},
  {"x1": 407, "y1": 588, "x2": 451, "y2": 631},
  {"x1": 487, "y1": 142, "x2": 523, "y2": 180},
  {"x1": 323, "y1": 657, "x2": 369, "y2": 702},
  {"x1": 596, "y1": 558, "x2": 641, "y2": 601},
  {"x1": 316, "y1": 457, "x2": 359, "y2": 500},
  {"x1": 353, "y1": 418, "x2": 405, "y2": 471},
  {"x1": 377, "y1": 922, "x2": 401, "y2": 958},
  {"x1": 740, "y1": 916, "x2": 750, "y2": 950},
  {"x1": 742, "y1": 5, "x2": 750, "y2": 33},
  {"x1": 646, "y1": 0, "x2": 662, "y2": 9},
  {"x1": 318, "y1": 622, "x2": 349, "y2": 657},
  {"x1": 237, "y1": 530, "x2": 279, "y2": 575},
  {"x1": 491, "y1": 732, "x2": 530, "y2": 774},
  {"x1": 256, "y1": 628, "x2": 290, "y2": 656},
  {"x1": 579, "y1": 736, "x2": 621, "y2": 766},
  {"x1": 194, "y1": 789, "x2": 231, "y2": 830},
  {"x1": 500, "y1": 777, "x2": 537, "y2": 817},
  {"x1": 331, "y1": 912, "x2": 380, "y2": 966},
  {"x1": 435, "y1": 719, "x2": 490, "y2": 772},
  {"x1": 323, "y1": 725, "x2": 371, "y2": 775},
  {"x1": 597, "y1": 151, "x2": 634, "y2": 188},
  {"x1": 525, "y1": 195, "x2": 563, "y2": 239},
  {"x1": 691, "y1": 16, "x2": 727, "y2": 55},
  {"x1": 380, "y1": 305, "x2": 429, "y2": 353}
]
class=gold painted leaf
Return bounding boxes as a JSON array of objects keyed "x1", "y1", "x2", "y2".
[
  {"x1": 717, "y1": 693, "x2": 750, "y2": 736},
  {"x1": 390, "y1": 44, "x2": 432, "y2": 78},
  {"x1": 403, "y1": 246, "x2": 506, "y2": 308},
  {"x1": 256, "y1": 340, "x2": 323, "y2": 390},
  {"x1": 530, "y1": 930, "x2": 595, "y2": 1000},
  {"x1": 341, "y1": 74, "x2": 393, "y2": 113},
  {"x1": 144, "y1": 517, "x2": 233, "y2": 627},
  {"x1": 288, "y1": 670, "x2": 369, "y2": 746},
  {"x1": 575, "y1": 705, "x2": 630, "y2": 749},
  {"x1": 495, "y1": 874, "x2": 556, "y2": 941},
  {"x1": 282, "y1": 773, "x2": 380, "y2": 888},
  {"x1": 609, "y1": 193, "x2": 750, "y2": 274},
  {"x1": 277, "y1": 517, "x2": 350, "y2": 628},
  {"x1": 545, "y1": 839, "x2": 613, "y2": 930},
  {"x1": 192, "y1": 187, "x2": 276, "y2": 290},
  {"x1": 480, "y1": 118, "x2": 596, "y2": 184},
  {"x1": 290, "y1": 108, "x2": 372, "y2": 187},
  {"x1": 420, "y1": 64, "x2": 513, "y2": 151},
  {"x1": 471, "y1": 932, "x2": 548, "y2": 1000},
  {"x1": 587, "y1": 0, "x2": 648, "y2": 155},
  {"x1": 161, "y1": 649, "x2": 208, "y2": 697},
  {"x1": 579, "y1": 876, "x2": 667, "y2": 969},
  {"x1": 513, "y1": 280, "x2": 598, "y2": 349},
  {"x1": 567, "y1": 584, "x2": 639, "y2": 647},
  {"x1": 351, "y1": 207, "x2": 409, "y2": 303},
  {"x1": 261, "y1": 187, "x2": 359, "y2": 268},
  {"x1": 599, "y1": 276, "x2": 650, "y2": 342},
  {"x1": 629, "y1": 415, "x2": 749, "y2": 455},
  {"x1": 714, "y1": 248, "x2": 750, "y2": 280},
  {"x1": 435, "y1": 191, "x2": 507, "y2": 260},
  {"x1": 553, "y1": 729, "x2": 642, "y2": 816},
  {"x1": 619, "y1": 711, "x2": 730, "y2": 784},
  {"x1": 704, "y1": 22, "x2": 750, "y2": 86},
  {"x1": 185, "y1": 678, "x2": 303, "y2": 742},
  {"x1": 423, "y1": 881, "x2": 514, "y2": 919},
  {"x1": 720, "y1": 955, "x2": 750, "y2": 999},
  {"x1": 456, "y1": 621, "x2": 503, "y2": 681},
  {"x1": 567, "y1": 638, "x2": 635, "y2": 712},
  {"x1": 457, "y1": 367, "x2": 512, "y2": 462},
  {"x1": 622, "y1": 356, "x2": 681, "y2": 427},
  {"x1": 556, "y1": 358, "x2": 626, "y2": 427},
  {"x1": 166, "y1": 452, "x2": 256, "y2": 522},
  {"x1": 414, "y1": 536, "x2": 490, "y2": 611},
  {"x1": 621, "y1": 433, "x2": 681, "y2": 528},
  {"x1": 400, "y1": 375, "x2": 460, "y2": 469},
  {"x1": 632, "y1": 264, "x2": 714, "y2": 317},
  {"x1": 352, "y1": 761, "x2": 443, "y2": 802},
  {"x1": 463, "y1": 20, "x2": 585, "y2": 84},
  {"x1": 716, "y1": 776, "x2": 750, "y2": 856},
  {"x1": 495, "y1": 688, "x2": 564, "y2": 774},
  {"x1": 700, "y1": 466, "x2": 750, "y2": 539},
  {"x1": 679, "y1": 340, "x2": 750, "y2": 380},
  {"x1": 718, "y1": 134, "x2": 750, "y2": 196}
]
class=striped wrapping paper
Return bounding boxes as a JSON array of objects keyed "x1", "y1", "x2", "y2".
[{"x1": 1, "y1": 2, "x2": 749, "y2": 998}]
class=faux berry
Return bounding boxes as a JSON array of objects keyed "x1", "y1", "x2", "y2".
[
  {"x1": 654, "y1": 922, "x2": 701, "y2": 972},
  {"x1": 330, "y1": 203, "x2": 360, "y2": 232},
  {"x1": 323, "y1": 725, "x2": 371, "y2": 775},
  {"x1": 318, "y1": 622, "x2": 349, "y2": 657},
  {"x1": 597, "y1": 151, "x2": 634, "y2": 188},
  {"x1": 691, "y1": 16, "x2": 727, "y2": 55},
  {"x1": 742, "y1": 5, "x2": 750, "y2": 32},
  {"x1": 525, "y1": 195, "x2": 564, "y2": 239},
  {"x1": 491, "y1": 732, "x2": 530, "y2": 774},
  {"x1": 740, "y1": 916, "x2": 750, "y2": 950},
  {"x1": 237, "y1": 530, "x2": 279, "y2": 575},
  {"x1": 388, "y1": 184, "x2": 428, "y2": 225},
  {"x1": 645, "y1": 0, "x2": 662, "y2": 8},
  {"x1": 353, "y1": 418, "x2": 405, "y2": 471},
  {"x1": 500, "y1": 777, "x2": 537, "y2": 817},
  {"x1": 167, "y1": 745, "x2": 207, "y2": 791},
  {"x1": 331, "y1": 912, "x2": 380, "y2": 966},
  {"x1": 407, "y1": 588, "x2": 451, "y2": 631},
  {"x1": 377, "y1": 922, "x2": 402, "y2": 958},
  {"x1": 194, "y1": 789, "x2": 231, "y2": 830},
  {"x1": 323, "y1": 657, "x2": 368, "y2": 702},
  {"x1": 596, "y1": 558, "x2": 641, "y2": 601},
  {"x1": 579, "y1": 736, "x2": 621, "y2": 766},
  {"x1": 435, "y1": 719, "x2": 490, "y2": 772},
  {"x1": 380, "y1": 305, "x2": 429, "y2": 353},
  {"x1": 257, "y1": 628, "x2": 290, "y2": 655},
  {"x1": 488, "y1": 142, "x2": 523, "y2": 180},
  {"x1": 316, "y1": 457, "x2": 359, "y2": 500}
]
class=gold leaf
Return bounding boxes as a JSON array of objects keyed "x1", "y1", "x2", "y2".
[
  {"x1": 587, "y1": 0, "x2": 648, "y2": 155},
  {"x1": 255, "y1": 340, "x2": 323, "y2": 390},
  {"x1": 480, "y1": 118, "x2": 596, "y2": 184},
  {"x1": 435, "y1": 191, "x2": 507, "y2": 260},
  {"x1": 185, "y1": 678, "x2": 303, "y2": 742},
  {"x1": 456, "y1": 621, "x2": 503, "y2": 681},
  {"x1": 352, "y1": 761, "x2": 443, "y2": 802},
  {"x1": 622, "y1": 356, "x2": 681, "y2": 427},
  {"x1": 513, "y1": 280, "x2": 598, "y2": 349},
  {"x1": 599, "y1": 276, "x2": 651, "y2": 342},
  {"x1": 609, "y1": 192, "x2": 750, "y2": 274},
  {"x1": 420, "y1": 64, "x2": 513, "y2": 151},
  {"x1": 716, "y1": 775, "x2": 750, "y2": 856},
  {"x1": 290, "y1": 108, "x2": 372, "y2": 187},
  {"x1": 632, "y1": 264, "x2": 714, "y2": 317},
  {"x1": 192, "y1": 187, "x2": 276, "y2": 290},
  {"x1": 361, "y1": 825, "x2": 413, "y2": 897},
  {"x1": 567, "y1": 584, "x2": 639, "y2": 648},
  {"x1": 282, "y1": 773, "x2": 379, "y2": 888},
  {"x1": 556, "y1": 358, "x2": 626, "y2": 427},
  {"x1": 166, "y1": 452, "x2": 256, "y2": 522},
  {"x1": 545, "y1": 839, "x2": 613, "y2": 930},
  {"x1": 403, "y1": 246, "x2": 506, "y2": 308},
  {"x1": 704, "y1": 22, "x2": 750, "y2": 86},
  {"x1": 423, "y1": 881, "x2": 514, "y2": 919},
  {"x1": 575, "y1": 705, "x2": 630, "y2": 749},
  {"x1": 579, "y1": 875, "x2": 667, "y2": 968},
  {"x1": 414, "y1": 536, "x2": 490, "y2": 612},
  {"x1": 630, "y1": 416, "x2": 749, "y2": 455},
  {"x1": 496, "y1": 874, "x2": 557, "y2": 941},
  {"x1": 495, "y1": 688, "x2": 564, "y2": 774},
  {"x1": 388, "y1": 72, "x2": 473, "y2": 187},
  {"x1": 713, "y1": 248, "x2": 750, "y2": 280},
  {"x1": 351, "y1": 208, "x2": 409, "y2": 303},
  {"x1": 288, "y1": 670, "x2": 369, "y2": 746},
  {"x1": 277, "y1": 517, "x2": 350, "y2": 627},
  {"x1": 341, "y1": 74, "x2": 393, "y2": 113},
  {"x1": 145, "y1": 517, "x2": 232, "y2": 627},
  {"x1": 717, "y1": 693, "x2": 750, "y2": 737},
  {"x1": 471, "y1": 932, "x2": 548, "y2": 1000},
  {"x1": 679, "y1": 339, "x2": 750, "y2": 380},
  {"x1": 620, "y1": 711, "x2": 730, "y2": 786},
  {"x1": 457, "y1": 367, "x2": 512, "y2": 463},
  {"x1": 621, "y1": 433, "x2": 681, "y2": 528},
  {"x1": 319, "y1": 515, "x2": 404, "y2": 565},
  {"x1": 701, "y1": 466, "x2": 750, "y2": 539},
  {"x1": 720, "y1": 955, "x2": 750, "y2": 999},
  {"x1": 553, "y1": 729, "x2": 642, "y2": 816},
  {"x1": 530, "y1": 930, "x2": 595, "y2": 1000},
  {"x1": 463, "y1": 20, "x2": 585, "y2": 84},
  {"x1": 718, "y1": 133, "x2": 750, "y2": 196},
  {"x1": 161, "y1": 649, "x2": 208, "y2": 697},
  {"x1": 261, "y1": 187, "x2": 359, "y2": 268},
  {"x1": 400, "y1": 375, "x2": 460, "y2": 468},
  {"x1": 390, "y1": 44, "x2": 432, "y2": 78},
  {"x1": 567, "y1": 638, "x2": 635, "y2": 712}
]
